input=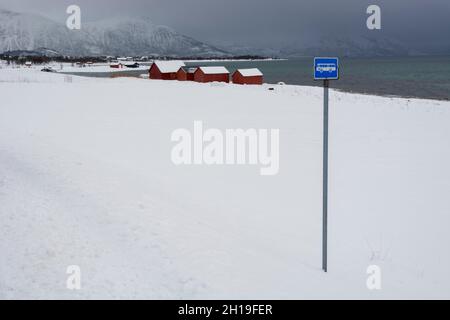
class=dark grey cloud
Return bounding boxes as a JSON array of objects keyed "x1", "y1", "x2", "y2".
[{"x1": 1, "y1": 0, "x2": 449, "y2": 51}]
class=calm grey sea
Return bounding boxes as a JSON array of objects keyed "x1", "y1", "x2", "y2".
[{"x1": 186, "y1": 56, "x2": 450, "y2": 100}]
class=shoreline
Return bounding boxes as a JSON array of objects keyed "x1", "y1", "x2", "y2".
[
  {"x1": 1, "y1": 64, "x2": 448, "y2": 102},
  {"x1": 61, "y1": 71, "x2": 450, "y2": 102}
]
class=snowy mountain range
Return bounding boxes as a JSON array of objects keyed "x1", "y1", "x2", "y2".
[
  {"x1": 0, "y1": 9, "x2": 229, "y2": 57},
  {"x1": 0, "y1": 8, "x2": 426, "y2": 58}
]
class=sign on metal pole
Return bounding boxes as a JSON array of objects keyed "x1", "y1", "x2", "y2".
[
  {"x1": 314, "y1": 57, "x2": 339, "y2": 273},
  {"x1": 314, "y1": 57, "x2": 339, "y2": 80}
]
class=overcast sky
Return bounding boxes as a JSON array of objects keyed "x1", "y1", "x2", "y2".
[{"x1": 1, "y1": 0, "x2": 450, "y2": 49}]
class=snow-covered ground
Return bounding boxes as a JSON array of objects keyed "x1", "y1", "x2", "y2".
[
  {"x1": 0, "y1": 62, "x2": 150, "y2": 74},
  {"x1": 0, "y1": 68, "x2": 449, "y2": 299},
  {"x1": 59, "y1": 64, "x2": 150, "y2": 74}
]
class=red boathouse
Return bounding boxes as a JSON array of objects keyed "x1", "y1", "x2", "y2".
[
  {"x1": 177, "y1": 67, "x2": 197, "y2": 81},
  {"x1": 232, "y1": 68, "x2": 263, "y2": 85},
  {"x1": 194, "y1": 66, "x2": 230, "y2": 83},
  {"x1": 149, "y1": 61, "x2": 186, "y2": 80}
]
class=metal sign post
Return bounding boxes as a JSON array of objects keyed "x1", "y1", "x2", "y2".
[
  {"x1": 314, "y1": 57, "x2": 339, "y2": 273},
  {"x1": 322, "y1": 79, "x2": 329, "y2": 273}
]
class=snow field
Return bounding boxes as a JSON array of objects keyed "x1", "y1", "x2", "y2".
[{"x1": 0, "y1": 68, "x2": 449, "y2": 299}]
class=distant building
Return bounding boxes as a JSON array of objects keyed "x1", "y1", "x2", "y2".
[
  {"x1": 110, "y1": 62, "x2": 123, "y2": 69},
  {"x1": 125, "y1": 62, "x2": 140, "y2": 68},
  {"x1": 149, "y1": 61, "x2": 186, "y2": 80},
  {"x1": 25, "y1": 61, "x2": 32, "y2": 67},
  {"x1": 194, "y1": 66, "x2": 229, "y2": 83},
  {"x1": 232, "y1": 68, "x2": 263, "y2": 85},
  {"x1": 177, "y1": 67, "x2": 197, "y2": 81}
]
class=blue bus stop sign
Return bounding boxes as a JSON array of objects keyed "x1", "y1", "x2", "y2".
[
  {"x1": 314, "y1": 57, "x2": 339, "y2": 80},
  {"x1": 313, "y1": 57, "x2": 339, "y2": 273}
]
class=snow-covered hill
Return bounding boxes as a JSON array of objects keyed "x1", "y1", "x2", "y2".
[
  {"x1": 0, "y1": 9, "x2": 229, "y2": 57},
  {"x1": 0, "y1": 9, "x2": 73, "y2": 55}
]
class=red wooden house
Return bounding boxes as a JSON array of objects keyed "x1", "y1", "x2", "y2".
[
  {"x1": 177, "y1": 67, "x2": 197, "y2": 81},
  {"x1": 149, "y1": 61, "x2": 186, "y2": 80},
  {"x1": 232, "y1": 68, "x2": 263, "y2": 85},
  {"x1": 194, "y1": 66, "x2": 230, "y2": 83}
]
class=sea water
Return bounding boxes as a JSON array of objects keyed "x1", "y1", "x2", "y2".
[{"x1": 186, "y1": 56, "x2": 450, "y2": 100}]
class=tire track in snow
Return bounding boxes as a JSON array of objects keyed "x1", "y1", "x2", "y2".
[{"x1": 0, "y1": 148, "x2": 206, "y2": 299}]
